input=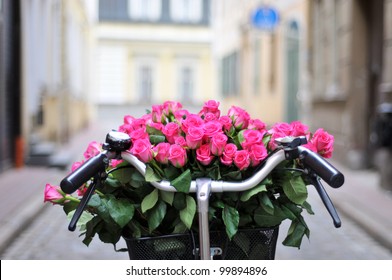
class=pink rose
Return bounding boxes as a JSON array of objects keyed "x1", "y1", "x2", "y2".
[
  {"x1": 268, "y1": 122, "x2": 292, "y2": 150},
  {"x1": 210, "y1": 133, "x2": 228, "y2": 156},
  {"x1": 290, "y1": 121, "x2": 309, "y2": 137},
  {"x1": 174, "y1": 109, "x2": 190, "y2": 122},
  {"x1": 228, "y1": 106, "x2": 250, "y2": 130},
  {"x1": 196, "y1": 144, "x2": 214, "y2": 166},
  {"x1": 203, "y1": 120, "x2": 223, "y2": 137},
  {"x1": 130, "y1": 138, "x2": 153, "y2": 163},
  {"x1": 174, "y1": 136, "x2": 187, "y2": 147},
  {"x1": 163, "y1": 122, "x2": 180, "y2": 144},
  {"x1": 147, "y1": 121, "x2": 164, "y2": 132},
  {"x1": 310, "y1": 128, "x2": 334, "y2": 158},
  {"x1": 204, "y1": 112, "x2": 218, "y2": 122},
  {"x1": 163, "y1": 101, "x2": 182, "y2": 116},
  {"x1": 83, "y1": 141, "x2": 101, "y2": 160},
  {"x1": 186, "y1": 126, "x2": 204, "y2": 149},
  {"x1": 110, "y1": 159, "x2": 124, "y2": 168},
  {"x1": 124, "y1": 115, "x2": 135, "y2": 125},
  {"x1": 219, "y1": 115, "x2": 233, "y2": 132},
  {"x1": 130, "y1": 127, "x2": 149, "y2": 142},
  {"x1": 151, "y1": 104, "x2": 165, "y2": 123},
  {"x1": 118, "y1": 123, "x2": 133, "y2": 135},
  {"x1": 269, "y1": 122, "x2": 292, "y2": 136},
  {"x1": 249, "y1": 144, "x2": 268, "y2": 167},
  {"x1": 200, "y1": 100, "x2": 221, "y2": 118},
  {"x1": 44, "y1": 184, "x2": 64, "y2": 204},
  {"x1": 153, "y1": 142, "x2": 170, "y2": 164},
  {"x1": 233, "y1": 150, "x2": 251, "y2": 170},
  {"x1": 220, "y1": 143, "x2": 237, "y2": 166},
  {"x1": 71, "y1": 161, "x2": 84, "y2": 172},
  {"x1": 181, "y1": 114, "x2": 204, "y2": 134},
  {"x1": 168, "y1": 144, "x2": 188, "y2": 168},
  {"x1": 249, "y1": 119, "x2": 266, "y2": 132},
  {"x1": 131, "y1": 118, "x2": 146, "y2": 130},
  {"x1": 241, "y1": 129, "x2": 264, "y2": 150}
]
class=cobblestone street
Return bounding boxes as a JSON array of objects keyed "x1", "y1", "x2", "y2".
[{"x1": 2, "y1": 186, "x2": 391, "y2": 260}]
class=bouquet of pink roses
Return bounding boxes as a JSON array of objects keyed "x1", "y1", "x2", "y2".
[{"x1": 44, "y1": 100, "x2": 334, "y2": 250}]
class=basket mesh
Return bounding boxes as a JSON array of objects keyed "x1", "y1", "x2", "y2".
[{"x1": 124, "y1": 226, "x2": 279, "y2": 260}]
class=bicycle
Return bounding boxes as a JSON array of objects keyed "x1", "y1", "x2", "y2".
[{"x1": 60, "y1": 130, "x2": 344, "y2": 260}]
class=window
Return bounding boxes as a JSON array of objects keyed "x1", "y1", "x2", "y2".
[
  {"x1": 170, "y1": 0, "x2": 202, "y2": 23},
  {"x1": 179, "y1": 66, "x2": 194, "y2": 103},
  {"x1": 221, "y1": 52, "x2": 239, "y2": 97},
  {"x1": 138, "y1": 65, "x2": 153, "y2": 102},
  {"x1": 128, "y1": 0, "x2": 161, "y2": 21}
]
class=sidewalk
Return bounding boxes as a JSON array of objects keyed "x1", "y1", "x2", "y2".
[
  {"x1": 0, "y1": 121, "x2": 113, "y2": 254},
  {"x1": 1, "y1": 120, "x2": 392, "y2": 255}
]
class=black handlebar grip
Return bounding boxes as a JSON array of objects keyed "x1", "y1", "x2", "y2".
[
  {"x1": 60, "y1": 153, "x2": 108, "y2": 194},
  {"x1": 298, "y1": 147, "x2": 345, "y2": 188}
]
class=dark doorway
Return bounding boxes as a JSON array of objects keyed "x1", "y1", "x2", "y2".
[{"x1": 0, "y1": 0, "x2": 21, "y2": 172}]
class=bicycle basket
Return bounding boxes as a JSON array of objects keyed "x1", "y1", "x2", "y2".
[{"x1": 123, "y1": 226, "x2": 279, "y2": 260}]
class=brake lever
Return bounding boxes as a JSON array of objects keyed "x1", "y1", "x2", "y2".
[
  {"x1": 68, "y1": 171, "x2": 107, "y2": 231},
  {"x1": 308, "y1": 172, "x2": 341, "y2": 228}
]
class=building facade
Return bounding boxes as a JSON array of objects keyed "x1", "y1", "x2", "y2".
[
  {"x1": 96, "y1": 0, "x2": 215, "y2": 107},
  {"x1": 309, "y1": 0, "x2": 392, "y2": 188},
  {"x1": 0, "y1": 0, "x2": 95, "y2": 172},
  {"x1": 212, "y1": 0, "x2": 310, "y2": 125}
]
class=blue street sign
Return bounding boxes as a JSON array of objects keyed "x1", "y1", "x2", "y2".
[{"x1": 251, "y1": 6, "x2": 279, "y2": 31}]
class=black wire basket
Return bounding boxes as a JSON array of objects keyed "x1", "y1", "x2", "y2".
[{"x1": 123, "y1": 226, "x2": 279, "y2": 260}]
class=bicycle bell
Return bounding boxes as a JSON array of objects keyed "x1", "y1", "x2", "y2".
[
  {"x1": 104, "y1": 130, "x2": 132, "y2": 152},
  {"x1": 275, "y1": 136, "x2": 307, "y2": 149}
]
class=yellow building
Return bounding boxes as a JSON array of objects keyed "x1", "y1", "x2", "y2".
[
  {"x1": 96, "y1": 0, "x2": 215, "y2": 107},
  {"x1": 19, "y1": 0, "x2": 95, "y2": 167},
  {"x1": 213, "y1": 0, "x2": 310, "y2": 125}
]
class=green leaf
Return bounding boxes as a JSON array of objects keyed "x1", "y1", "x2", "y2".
[
  {"x1": 141, "y1": 189, "x2": 158, "y2": 213},
  {"x1": 280, "y1": 204, "x2": 299, "y2": 221},
  {"x1": 160, "y1": 190, "x2": 174, "y2": 205},
  {"x1": 149, "y1": 135, "x2": 166, "y2": 144},
  {"x1": 222, "y1": 170, "x2": 242, "y2": 181},
  {"x1": 262, "y1": 134, "x2": 271, "y2": 147},
  {"x1": 254, "y1": 207, "x2": 285, "y2": 227},
  {"x1": 260, "y1": 193, "x2": 275, "y2": 215},
  {"x1": 222, "y1": 205, "x2": 240, "y2": 239},
  {"x1": 145, "y1": 164, "x2": 161, "y2": 182},
  {"x1": 179, "y1": 195, "x2": 196, "y2": 229},
  {"x1": 164, "y1": 165, "x2": 181, "y2": 181},
  {"x1": 113, "y1": 167, "x2": 133, "y2": 185},
  {"x1": 172, "y1": 221, "x2": 188, "y2": 234},
  {"x1": 282, "y1": 174, "x2": 308, "y2": 205},
  {"x1": 282, "y1": 220, "x2": 309, "y2": 248},
  {"x1": 87, "y1": 194, "x2": 101, "y2": 207},
  {"x1": 146, "y1": 125, "x2": 165, "y2": 136},
  {"x1": 240, "y1": 184, "x2": 267, "y2": 202},
  {"x1": 63, "y1": 200, "x2": 79, "y2": 215},
  {"x1": 171, "y1": 169, "x2": 192, "y2": 193},
  {"x1": 173, "y1": 192, "x2": 187, "y2": 210},
  {"x1": 67, "y1": 210, "x2": 94, "y2": 232},
  {"x1": 302, "y1": 201, "x2": 315, "y2": 215},
  {"x1": 148, "y1": 200, "x2": 167, "y2": 232},
  {"x1": 107, "y1": 197, "x2": 135, "y2": 228},
  {"x1": 205, "y1": 162, "x2": 221, "y2": 180}
]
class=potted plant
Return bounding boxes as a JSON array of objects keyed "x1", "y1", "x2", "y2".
[{"x1": 44, "y1": 100, "x2": 335, "y2": 259}]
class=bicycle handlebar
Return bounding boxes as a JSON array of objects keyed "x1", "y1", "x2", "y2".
[
  {"x1": 120, "y1": 149, "x2": 287, "y2": 193},
  {"x1": 60, "y1": 152, "x2": 114, "y2": 194},
  {"x1": 60, "y1": 144, "x2": 344, "y2": 195},
  {"x1": 298, "y1": 147, "x2": 344, "y2": 188},
  {"x1": 60, "y1": 133, "x2": 344, "y2": 230}
]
